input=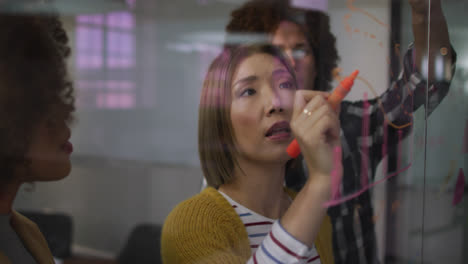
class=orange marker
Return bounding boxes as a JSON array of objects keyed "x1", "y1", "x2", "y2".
[{"x1": 286, "y1": 70, "x2": 359, "y2": 158}]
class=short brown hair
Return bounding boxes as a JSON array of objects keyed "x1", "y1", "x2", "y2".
[
  {"x1": 199, "y1": 44, "x2": 296, "y2": 188},
  {"x1": 226, "y1": 0, "x2": 340, "y2": 92}
]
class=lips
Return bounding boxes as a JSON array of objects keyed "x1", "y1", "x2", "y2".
[
  {"x1": 265, "y1": 121, "x2": 291, "y2": 140},
  {"x1": 61, "y1": 127, "x2": 73, "y2": 154},
  {"x1": 62, "y1": 141, "x2": 73, "y2": 154}
]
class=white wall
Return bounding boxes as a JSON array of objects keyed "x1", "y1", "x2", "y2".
[{"x1": 329, "y1": 0, "x2": 390, "y2": 101}]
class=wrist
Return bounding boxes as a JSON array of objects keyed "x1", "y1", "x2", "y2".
[{"x1": 305, "y1": 176, "x2": 331, "y2": 201}]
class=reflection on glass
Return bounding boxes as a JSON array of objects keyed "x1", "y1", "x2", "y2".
[{"x1": 76, "y1": 11, "x2": 136, "y2": 109}]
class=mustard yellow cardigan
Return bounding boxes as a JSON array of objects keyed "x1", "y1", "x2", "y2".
[
  {"x1": 161, "y1": 187, "x2": 334, "y2": 264},
  {"x1": 0, "y1": 211, "x2": 55, "y2": 264}
]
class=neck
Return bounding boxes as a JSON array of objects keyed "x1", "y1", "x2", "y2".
[
  {"x1": 0, "y1": 180, "x2": 21, "y2": 214},
  {"x1": 219, "y1": 158, "x2": 289, "y2": 219}
]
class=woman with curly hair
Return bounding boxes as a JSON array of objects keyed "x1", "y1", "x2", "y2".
[
  {"x1": 226, "y1": 0, "x2": 339, "y2": 93},
  {"x1": 0, "y1": 12, "x2": 75, "y2": 264}
]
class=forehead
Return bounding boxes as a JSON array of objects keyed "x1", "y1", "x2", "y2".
[
  {"x1": 233, "y1": 53, "x2": 288, "y2": 82},
  {"x1": 271, "y1": 21, "x2": 307, "y2": 47}
]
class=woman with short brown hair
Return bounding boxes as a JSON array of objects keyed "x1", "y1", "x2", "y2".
[{"x1": 162, "y1": 44, "x2": 340, "y2": 264}]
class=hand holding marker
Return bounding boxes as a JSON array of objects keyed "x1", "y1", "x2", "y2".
[{"x1": 286, "y1": 70, "x2": 360, "y2": 158}]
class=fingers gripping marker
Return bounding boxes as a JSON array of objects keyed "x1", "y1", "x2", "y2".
[{"x1": 287, "y1": 70, "x2": 359, "y2": 158}]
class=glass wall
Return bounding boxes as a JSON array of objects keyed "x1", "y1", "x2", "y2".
[{"x1": 5, "y1": 0, "x2": 466, "y2": 263}]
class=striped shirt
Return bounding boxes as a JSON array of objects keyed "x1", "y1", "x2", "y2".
[{"x1": 219, "y1": 191, "x2": 321, "y2": 264}]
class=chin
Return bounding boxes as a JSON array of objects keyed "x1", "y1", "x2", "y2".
[
  {"x1": 263, "y1": 150, "x2": 291, "y2": 164},
  {"x1": 54, "y1": 163, "x2": 72, "y2": 180},
  {"x1": 38, "y1": 162, "x2": 72, "y2": 182},
  {"x1": 279, "y1": 153, "x2": 292, "y2": 163}
]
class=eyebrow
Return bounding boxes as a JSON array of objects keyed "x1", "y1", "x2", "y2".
[
  {"x1": 272, "y1": 68, "x2": 290, "y2": 77},
  {"x1": 293, "y1": 43, "x2": 307, "y2": 49},
  {"x1": 276, "y1": 44, "x2": 285, "y2": 50},
  {"x1": 275, "y1": 43, "x2": 307, "y2": 50},
  {"x1": 232, "y1": 69, "x2": 291, "y2": 91},
  {"x1": 233, "y1": 75, "x2": 258, "y2": 89}
]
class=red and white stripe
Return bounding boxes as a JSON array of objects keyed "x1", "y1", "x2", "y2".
[{"x1": 219, "y1": 191, "x2": 321, "y2": 263}]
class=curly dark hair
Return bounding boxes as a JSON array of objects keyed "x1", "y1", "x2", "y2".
[
  {"x1": 0, "y1": 13, "x2": 74, "y2": 185},
  {"x1": 226, "y1": 0, "x2": 340, "y2": 92}
]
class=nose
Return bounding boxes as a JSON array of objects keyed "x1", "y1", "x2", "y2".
[
  {"x1": 284, "y1": 50, "x2": 297, "y2": 69},
  {"x1": 265, "y1": 89, "x2": 284, "y2": 116}
]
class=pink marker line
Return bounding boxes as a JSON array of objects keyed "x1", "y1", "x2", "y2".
[
  {"x1": 331, "y1": 146, "x2": 343, "y2": 200},
  {"x1": 323, "y1": 124, "x2": 414, "y2": 208},
  {"x1": 324, "y1": 123, "x2": 415, "y2": 207},
  {"x1": 323, "y1": 162, "x2": 413, "y2": 207}
]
